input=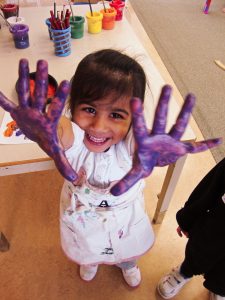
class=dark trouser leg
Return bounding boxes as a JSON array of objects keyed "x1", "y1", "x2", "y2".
[{"x1": 203, "y1": 257, "x2": 225, "y2": 297}]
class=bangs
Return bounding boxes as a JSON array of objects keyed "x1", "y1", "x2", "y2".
[{"x1": 76, "y1": 70, "x2": 133, "y2": 105}]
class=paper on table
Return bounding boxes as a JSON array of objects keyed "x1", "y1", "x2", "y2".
[{"x1": 0, "y1": 111, "x2": 33, "y2": 144}]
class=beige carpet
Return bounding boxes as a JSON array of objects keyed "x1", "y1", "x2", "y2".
[{"x1": 129, "y1": 0, "x2": 225, "y2": 162}]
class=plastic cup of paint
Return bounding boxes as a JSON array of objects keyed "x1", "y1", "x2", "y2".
[
  {"x1": 7, "y1": 16, "x2": 25, "y2": 26},
  {"x1": 100, "y1": 8, "x2": 116, "y2": 30},
  {"x1": 70, "y1": 16, "x2": 85, "y2": 39},
  {"x1": 1, "y1": 4, "x2": 19, "y2": 19},
  {"x1": 10, "y1": 24, "x2": 29, "y2": 49},
  {"x1": 109, "y1": 0, "x2": 125, "y2": 21},
  {"x1": 86, "y1": 11, "x2": 103, "y2": 34},
  {"x1": 45, "y1": 18, "x2": 52, "y2": 40},
  {"x1": 49, "y1": 26, "x2": 71, "y2": 57}
]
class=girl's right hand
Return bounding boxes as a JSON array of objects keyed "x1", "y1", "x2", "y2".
[
  {"x1": 0, "y1": 59, "x2": 78, "y2": 183},
  {"x1": 177, "y1": 226, "x2": 189, "y2": 238}
]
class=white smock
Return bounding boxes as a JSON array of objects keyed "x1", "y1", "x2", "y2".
[{"x1": 60, "y1": 122, "x2": 155, "y2": 265}]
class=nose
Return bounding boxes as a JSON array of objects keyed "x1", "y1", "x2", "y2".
[{"x1": 90, "y1": 115, "x2": 108, "y2": 133}]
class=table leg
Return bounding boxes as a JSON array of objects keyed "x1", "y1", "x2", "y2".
[
  {"x1": 153, "y1": 154, "x2": 188, "y2": 224},
  {"x1": 0, "y1": 232, "x2": 10, "y2": 252}
]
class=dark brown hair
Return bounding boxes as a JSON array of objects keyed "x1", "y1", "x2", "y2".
[{"x1": 69, "y1": 49, "x2": 146, "y2": 116}]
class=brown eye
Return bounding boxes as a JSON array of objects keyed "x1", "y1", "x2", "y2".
[
  {"x1": 83, "y1": 107, "x2": 96, "y2": 115},
  {"x1": 111, "y1": 112, "x2": 124, "y2": 119}
]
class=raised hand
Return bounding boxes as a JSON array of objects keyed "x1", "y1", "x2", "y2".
[
  {"x1": 110, "y1": 85, "x2": 222, "y2": 196},
  {"x1": 0, "y1": 59, "x2": 78, "y2": 182}
]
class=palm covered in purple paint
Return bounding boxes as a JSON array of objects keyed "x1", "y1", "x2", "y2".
[
  {"x1": 0, "y1": 59, "x2": 77, "y2": 182},
  {"x1": 110, "y1": 85, "x2": 222, "y2": 196}
]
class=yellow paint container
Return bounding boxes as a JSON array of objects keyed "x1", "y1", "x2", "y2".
[{"x1": 86, "y1": 11, "x2": 103, "y2": 34}]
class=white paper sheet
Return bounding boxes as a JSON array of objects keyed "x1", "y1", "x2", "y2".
[{"x1": 0, "y1": 112, "x2": 33, "y2": 144}]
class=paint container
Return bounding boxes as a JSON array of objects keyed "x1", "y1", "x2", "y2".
[
  {"x1": 7, "y1": 16, "x2": 25, "y2": 26},
  {"x1": 1, "y1": 4, "x2": 19, "y2": 19},
  {"x1": 70, "y1": 16, "x2": 85, "y2": 39},
  {"x1": 109, "y1": 0, "x2": 125, "y2": 21},
  {"x1": 10, "y1": 24, "x2": 29, "y2": 49},
  {"x1": 86, "y1": 11, "x2": 103, "y2": 34},
  {"x1": 45, "y1": 18, "x2": 52, "y2": 40},
  {"x1": 50, "y1": 26, "x2": 71, "y2": 57},
  {"x1": 100, "y1": 8, "x2": 116, "y2": 30}
]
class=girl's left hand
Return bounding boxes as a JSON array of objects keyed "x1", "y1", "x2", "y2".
[{"x1": 110, "y1": 85, "x2": 222, "y2": 196}]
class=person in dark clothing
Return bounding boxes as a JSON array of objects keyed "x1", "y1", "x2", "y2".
[{"x1": 157, "y1": 158, "x2": 225, "y2": 300}]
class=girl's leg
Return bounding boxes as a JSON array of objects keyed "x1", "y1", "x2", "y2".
[
  {"x1": 79, "y1": 264, "x2": 98, "y2": 281},
  {"x1": 117, "y1": 260, "x2": 141, "y2": 287}
]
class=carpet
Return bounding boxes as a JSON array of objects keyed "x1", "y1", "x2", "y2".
[{"x1": 129, "y1": 0, "x2": 225, "y2": 162}]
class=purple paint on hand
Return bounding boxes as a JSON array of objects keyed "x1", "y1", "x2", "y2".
[
  {"x1": 110, "y1": 85, "x2": 222, "y2": 196},
  {"x1": 0, "y1": 59, "x2": 77, "y2": 182}
]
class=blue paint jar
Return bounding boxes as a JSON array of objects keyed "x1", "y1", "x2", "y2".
[{"x1": 10, "y1": 24, "x2": 29, "y2": 49}]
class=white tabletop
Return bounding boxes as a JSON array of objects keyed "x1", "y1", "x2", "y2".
[{"x1": 0, "y1": 3, "x2": 196, "y2": 166}]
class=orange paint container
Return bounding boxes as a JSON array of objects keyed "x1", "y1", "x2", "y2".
[{"x1": 100, "y1": 8, "x2": 116, "y2": 30}]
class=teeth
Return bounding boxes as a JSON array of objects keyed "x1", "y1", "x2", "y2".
[{"x1": 88, "y1": 134, "x2": 107, "y2": 143}]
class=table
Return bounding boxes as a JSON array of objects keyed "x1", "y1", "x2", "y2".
[{"x1": 0, "y1": 3, "x2": 196, "y2": 233}]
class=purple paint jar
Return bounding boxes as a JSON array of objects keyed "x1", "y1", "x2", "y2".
[{"x1": 10, "y1": 24, "x2": 29, "y2": 49}]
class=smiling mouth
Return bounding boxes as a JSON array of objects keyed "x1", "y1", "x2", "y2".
[{"x1": 85, "y1": 133, "x2": 110, "y2": 146}]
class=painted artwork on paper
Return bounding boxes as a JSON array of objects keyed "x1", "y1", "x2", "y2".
[{"x1": 0, "y1": 111, "x2": 33, "y2": 144}]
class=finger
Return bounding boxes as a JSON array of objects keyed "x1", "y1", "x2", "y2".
[
  {"x1": 151, "y1": 85, "x2": 172, "y2": 134},
  {"x1": 110, "y1": 167, "x2": 144, "y2": 196},
  {"x1": 169, "y1": 93, "x2": 195, "y2": 140},
  {"x1": 131, "y1": 97, "x2": 149, "y2": 148},
  {"x1": 52, "y1": 149, "x2": 78, "y2": 182},
  {"x1": 110, "y1": 164, "x2": 154, "y2": 196},
  {"x1": 0, "y1": 91, "x2": 17, "y2": 112},
  {"x1": 17, "y1": 59, "x2": 30, "y2": 108},
  {"x1": 176, "y1": 227, "x2": 182, "y2": 237},
  {"x1": 33, "y1": 60, "x2": 48, "y2": 110},
  {"x1": 184, "y1": 138, "x2": 222, "y2": 153},
  {"x1": 47, "y1": 80, "x2": 70, "y2": 123}
]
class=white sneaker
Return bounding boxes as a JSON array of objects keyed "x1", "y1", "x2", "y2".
[
  {"x1": 157, "y1": 266, "x2": 191, "y2": 299},
  {"x1": 79, "y1": 264, "x2": 98, "y2": 281},
  {"x1": 122, "y1": 265, "x2": 141, "y2": 287},
  {"x1": 209, "y1": 292, "x2": 225, "y2": 300}
]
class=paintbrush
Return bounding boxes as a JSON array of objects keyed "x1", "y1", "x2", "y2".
[
  {"x1": 0, "y1": 12, "x2": 13, "y2": 29},
  {"x1": 69, "y1": 1, "x2": 75, "y2": 21},
  {"x1": 88, "y1": 0, "x2": 93, "y2": 16},
  {"x1": 102, "y1": 0, "x2": 106, "y2": 12},
  {"x1": 16, "y1": 0, "x2": 19, "y2": 22}
]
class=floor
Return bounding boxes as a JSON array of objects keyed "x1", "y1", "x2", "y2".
[{"x1": 0, "y1": 1, "x2": 217, "y2": 300}]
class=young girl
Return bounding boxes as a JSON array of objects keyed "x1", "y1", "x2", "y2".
[{"x1": 0, "y1": 49, "x2": 220, "y2": 287}]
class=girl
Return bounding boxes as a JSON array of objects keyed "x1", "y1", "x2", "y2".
[{"x1": 0, "y1": 49, "x2": 220, "y2": 287}]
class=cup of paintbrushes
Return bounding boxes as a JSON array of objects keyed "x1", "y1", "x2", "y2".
[{"x1": 50, "y1": 26, "x2": 71, "y2": 57}]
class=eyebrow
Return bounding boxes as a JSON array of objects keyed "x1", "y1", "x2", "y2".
[{"x1": 80, "y1": 102, "x2": 130, "y2": 116}]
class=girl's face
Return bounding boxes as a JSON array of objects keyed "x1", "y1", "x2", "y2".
[{"x1": 73, "y1": 95, "x2": 132, "y2": 153}]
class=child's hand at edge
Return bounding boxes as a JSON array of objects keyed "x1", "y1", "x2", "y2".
[
  {"x1": 110, "y1": 85, "x2": 222, "y2": 196},
  {"x1": 177, "y1": 226, "x2": 189, "y2": 238},
  {"x1": 0, "y1": 59, "x2": 78, "y2": 183}
]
